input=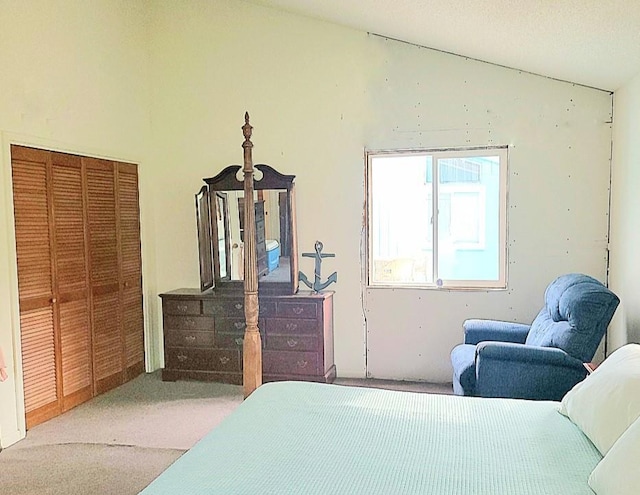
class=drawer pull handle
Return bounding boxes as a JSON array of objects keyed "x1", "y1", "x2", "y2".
[
  {"x1": 292, "y1": 307, "x2": 304, "y2": 315},
  {"x1": 184, "y1": 335, "x2": 196, "y2": 343},
  {"x1": 219, "y1": 356, "x2": 230, "y2": 365},
  {"x1": 285, "y1": 323, "x2": 297, "y2": 332},
  {"x1": 177, "y1": 304, "x2": 188, "y2": 313},
  {"x1": 185, "y1": 318, "x2": 196, "y2": 329},
  {"x1": 234, "y1": 321, "x2": 246, "y2": 330},
  {"x1": 235, "y1": 338, "x2": 244, "y2": 346},
  {"x1": 177, "y1": 353, "x2": 188, "y2": 362},
  {"x1": 287, "y1": 338, "x2": 298, "y2": 348},
  {"x1": 296, "y1": 360, "x2": 308, "y2": 369},
  {"x1": 235, "y1": 303, "x2": 243, "y2": 310}
]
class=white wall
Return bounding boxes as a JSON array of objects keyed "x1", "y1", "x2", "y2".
[
  {"x1": 364, "y1": 39, "x2": 613, "y2": 381},
  {"x1": 609, "y1": 71, "x2": 640, "y2": 350},
  {"x1": 0, "y1": 0, "x2": 153, "y2": 447}
]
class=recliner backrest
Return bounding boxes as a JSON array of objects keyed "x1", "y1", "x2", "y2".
[{"x1": 525, "y1": 273, "x2": 620, "y2": 363}]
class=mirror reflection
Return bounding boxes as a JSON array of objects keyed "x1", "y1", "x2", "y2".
[
  {"x1": 214, "y1": 192, "x2": 230, "y2": 279},
  {"x1": 217, "y1": 189, "x2": 292, "y2": 283},
  {"x1": 202, "y1": 163, "x2": 298, "y2": 295}
]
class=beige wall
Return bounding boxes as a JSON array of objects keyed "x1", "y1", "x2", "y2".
[
  {"x1": 609, "y1": 72, "x2": 640, "y2": 350},
  {"x1": 0, "y1": 0, "x2": 153, "y2": 447},
  {"x1": 0, "y1": 0, "x2": 623, "y2": 447},
  {"x1": 147, "y1": 0, "x2": 372, "y2": 377},
  {"x1": 148, "y1": 1, "x2": 613, "y2": 382}
]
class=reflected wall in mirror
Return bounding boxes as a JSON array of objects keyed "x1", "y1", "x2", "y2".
[
  {"x1": 214, "y1": 192, "x2": 230, "y2": 279},
  {"x1": 202, "y1": 164, "x2": 298, "y2": 295}
]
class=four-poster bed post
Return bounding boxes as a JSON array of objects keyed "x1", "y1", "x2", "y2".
[{"x1": 241, "y1": 112, "x2": 262, "y2": 398}]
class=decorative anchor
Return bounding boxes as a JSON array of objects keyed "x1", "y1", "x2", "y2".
[{"x1": 299, "y1": 241, "x2": 337, "y2": 293}]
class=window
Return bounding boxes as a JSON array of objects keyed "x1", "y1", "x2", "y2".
[{"x1": 366, "y1": 147, "x2": 508, "y2": 289}]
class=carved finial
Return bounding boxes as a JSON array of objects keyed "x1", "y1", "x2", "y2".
[{"x1": 242, "y1": 112, "x2": 253, "y2": 148}]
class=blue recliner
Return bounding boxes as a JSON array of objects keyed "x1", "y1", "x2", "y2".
[{"x1": 450, "y1": 273, "x2": 620, "y2": 401}]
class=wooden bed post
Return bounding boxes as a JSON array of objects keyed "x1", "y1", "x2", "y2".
[{"x1": 241, "y1": 112, "x2": 262, "y2": 398}]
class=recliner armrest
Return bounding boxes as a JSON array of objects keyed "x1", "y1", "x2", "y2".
[
  {"x1": 463, "y1": 319, "x2": 530, "y2": 345},
  {"x1": 476, "y1": 341, "x2": 582, "y2": 366},
  {"x1": 475, "y1": 342, "x2": 587, "y2": 401}
]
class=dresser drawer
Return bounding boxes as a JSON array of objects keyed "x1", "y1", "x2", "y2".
[
  {"x1": 163, "y1": 315, "x2": 214, "y2": 331},
  {"x1": 203, "y1": 299, "x2": 244, "y2": 316},
  {"x1": 165, "y1": 330, "x2": 215, "y2": 348},
  {"x1": 163, "y1": 299, "x2": 200, "y2": 316},
  {"x1": 203, "y1": 298, "x2": 276, "y2": 317},
  {"x1": 263, "y1": 351, "x2": 319, "y2": 375},
  {"x1": 276, "y1": 301, "x2": 318, "y2": 319},
  {"x1": 259, "y1": 300, "x2": 277, "y2": 317},
  {"x1": 165, "y1": 348, "x2": 240, "y2": 372},
  {"x1": 216, "y1": 333, "x2": 247, "y2": 349},
  {"x1": 265, "y1": 335, "x2": 318, "y2": 352},
  {"x1": 265, "y1": 318, "x2": 319, "y2": 335},
  {"x1": 215, "y1": 317, "x2": 247, "y2": 333},
  {"x1": 217, "y1": 331, "x2": 266, "y2": 349}
]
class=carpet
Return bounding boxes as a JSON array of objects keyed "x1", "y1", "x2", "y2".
[{"x1": 0, "y1": 372, "x2": 243, "y2": 494}]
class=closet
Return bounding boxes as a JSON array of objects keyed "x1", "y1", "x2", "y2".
[{"x1": 11, "y1": 146, "x2": 144, "y2": 428}]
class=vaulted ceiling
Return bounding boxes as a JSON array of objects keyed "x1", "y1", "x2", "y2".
[{"x1": 252, "y1": 0, "x2": 640, "y2": 91}]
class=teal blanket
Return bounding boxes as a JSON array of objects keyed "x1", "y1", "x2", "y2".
[{"x1": 140, "y1": 381, "x2": 600, "y2": 494}]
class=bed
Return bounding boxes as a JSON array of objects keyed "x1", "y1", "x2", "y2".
[
  {"x1": 141, "y1": 380, "x2": 602, "y2": 494},
  {"x1": 141, "y1": 115, "x2": 638, "y2": 494}
]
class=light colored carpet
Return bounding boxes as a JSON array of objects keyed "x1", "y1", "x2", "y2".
[
  {"x1": 10, "y1": 372, "x2": 243, "y2": 451},
  {"x1": 0, "y1": 372, "x2": 452, "y2": 495},
  {"x1": 2, "y1": 443, "x2": 181, "y2": 495},
  {"x1": 0, "y1": 372, "x2": 243, "y2": 495}
]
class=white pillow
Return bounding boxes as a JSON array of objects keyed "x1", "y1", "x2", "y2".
[
  {"x1": 559, "y1": 343, "x2": 640, "y2": 455},
  {"x1": 588, "y1": 416, "x2": 640, "y2": 495}
]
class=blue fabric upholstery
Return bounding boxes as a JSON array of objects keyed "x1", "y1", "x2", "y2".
[
  {"x1": 463, "y1": 319, "x2": 530, "y2": 345},
  {"x1": 451, "y1": 273, "x2": 620, "y2": 401},
  {"x1": 451, "y1": 344, "x2": 477, "y2": 396}
]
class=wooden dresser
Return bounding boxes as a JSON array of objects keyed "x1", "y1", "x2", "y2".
[{"x1": 160, "y1": 289, "x2": 335, "y2": 384}]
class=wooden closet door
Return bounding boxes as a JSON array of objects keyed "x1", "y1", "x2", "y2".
[
  {"x1": 11, "y1": 146, "x2": 60, "y2": 428},
  {"x1": 51, "y1": 153, "x2": 93, "y2": 410},
  {"x1": 85, "y1": 158, "x2": 123, "y2": 394},
  {"x1": 116, "y1": 162, "x2": 144, "y2": 380}
]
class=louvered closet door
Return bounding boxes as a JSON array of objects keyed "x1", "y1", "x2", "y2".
[
  {"x1": 116, "y1": 163, "x2": 144, "y2": 380},
  {"x1": 11, "y1": 146, "x2": 59, "y2": 428},
  {"x1": 51, "y1": 153, "x2": 93, "y2": 411},
  {"x1": 85, "y1": 158, "x2": 124, "y2": 395}
]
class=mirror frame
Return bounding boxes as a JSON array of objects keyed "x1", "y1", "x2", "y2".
[
  {"x1": 203, "y1": 163, "x2": 299, "y2": 295},
  {"x1": 195, "y1": 185, "x2": 214, "y2": 291}
]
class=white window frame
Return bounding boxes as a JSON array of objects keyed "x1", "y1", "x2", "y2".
[{"x1": 365, "y1": 146, "x2": 508, "y2": 290}]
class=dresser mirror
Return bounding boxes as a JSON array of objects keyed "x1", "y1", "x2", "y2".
[
  {"x1": 201, "y1": 164, "x2": 299, "y2": 295},
  {"x1": 195, "y1": 186, "x2": 214, "y2": 291}
]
